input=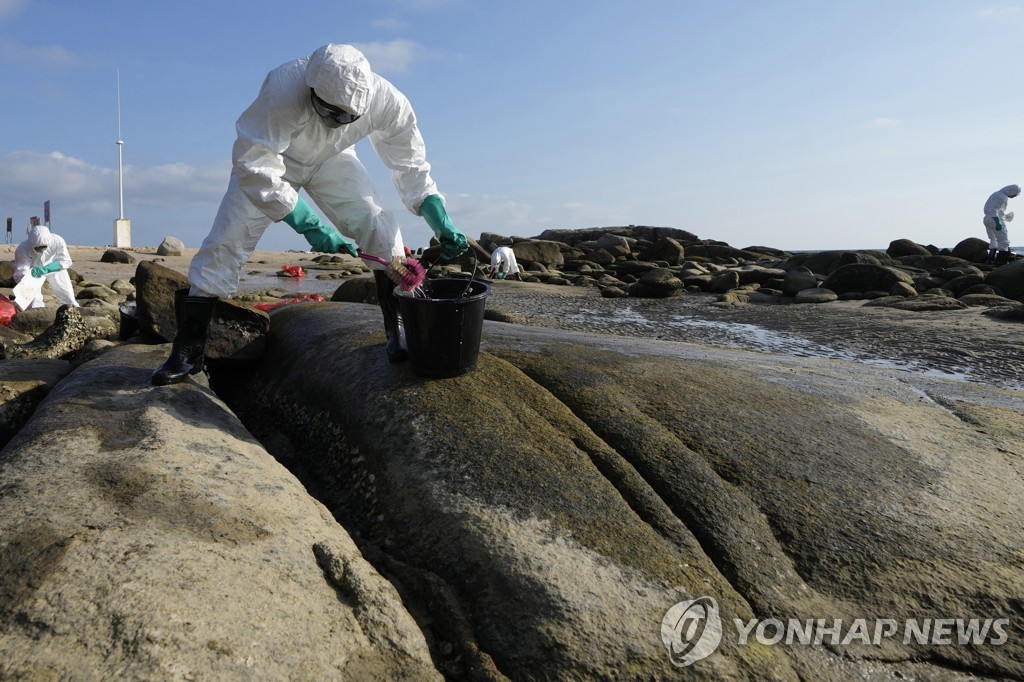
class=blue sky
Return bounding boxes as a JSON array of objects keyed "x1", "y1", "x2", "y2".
[{"x1": 1, "y1": 0, "x2": 1022, "y2": 253}]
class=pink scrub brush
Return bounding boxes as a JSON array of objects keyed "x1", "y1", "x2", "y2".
[{"x1": 358, "y1": 251, "x2": 426, "y2": 291}]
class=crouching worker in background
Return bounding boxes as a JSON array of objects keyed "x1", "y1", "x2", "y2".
[
  {"x1": 12, "y1": 225, "x2": 80, "y2": 310},
  {"x1": 488, "y1": 246, "x2": 522, "y2": 281}
]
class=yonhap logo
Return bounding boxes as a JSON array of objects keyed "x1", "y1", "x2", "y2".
[
  {"x1": 660, "y1": 596, "x2": 723, "y2": 667},
  {"x1": 659, "y1": 594, "x2": 1011, "y2": 669}
]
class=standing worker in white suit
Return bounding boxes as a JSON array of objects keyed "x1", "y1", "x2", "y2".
[
  {"x1": 152, "y1": 43, "x2": 469, "y2": 386},
  {"x1": 12, "y1": 225, "x2": 80, "y2": 310},
  {"x1": 982, "y1": 184, "x2": 1020, "y2": 265}
]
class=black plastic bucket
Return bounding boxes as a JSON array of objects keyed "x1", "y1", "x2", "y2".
[{"x1": 398, "y1": 277, "x2": 491, "y2": 378}]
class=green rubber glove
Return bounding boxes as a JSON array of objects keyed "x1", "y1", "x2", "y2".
[
  {"x1": 420, "y1": 194, "x2": 468, "y2": 260},
  {"x1": 31, "y1": 262, "x2": 62, "y2": 278},
  {"x1": 281, "y1": 196, "x2": 358, "y2": 256},
  {"x1": 994, "y1": 219, "x2": 1004, "y2": 232}
]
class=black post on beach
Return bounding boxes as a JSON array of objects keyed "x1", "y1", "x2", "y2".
[{"x1": 5, "y1": 217, "x2": 11, "y2": 244}]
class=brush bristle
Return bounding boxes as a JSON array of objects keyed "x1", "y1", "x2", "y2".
[{"x1": 386, "y1": 256, "x2": 426, "y2": 291}]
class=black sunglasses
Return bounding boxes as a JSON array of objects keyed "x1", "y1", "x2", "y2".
[{"x1": 310, "y1": 88, "x2": 360, "y2": 125}]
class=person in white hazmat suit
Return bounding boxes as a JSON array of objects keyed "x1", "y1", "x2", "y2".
[
  {"x1": 982, "y1": 184, "x2": 1019, "y2": 265},
  {"x1": 488, "y1": 246, "x2": 522, "y2": 280},
  {"x1": 12, "y1": 225, "x2": 80, "y2": 310},
  {"x1": 152, "y1": 43, "x2": 469, "y2": 386}
]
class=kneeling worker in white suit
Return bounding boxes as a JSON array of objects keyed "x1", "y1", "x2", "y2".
[
  {"x1": 489, "y1": 246, "x2": 522, "y2": 281},
  {"x1": 13, "y1": 225, "x2": 80, "y2": 310}
]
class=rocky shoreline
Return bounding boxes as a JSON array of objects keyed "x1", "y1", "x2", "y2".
[
  {"x1": 1, "y1": 230, "x2": 1023, "y2": 679},
  {"x1": 2, "y1": 225, "x2": 1021, "y2": 394}
]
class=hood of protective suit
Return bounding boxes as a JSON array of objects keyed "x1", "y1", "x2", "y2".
[
  {"x1": 1002, "y1": 184, "x2": 1022, "y2": 198},
  {"x1": 27, "y1": 225, "x2": 53, "y2": 249},
  {"x1": 304, "y1": 44, "x2": 374, "y2": 116}
]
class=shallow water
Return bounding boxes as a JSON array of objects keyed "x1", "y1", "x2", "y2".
[
  {"x1": 542, "y1": 299, "x2": 1020, "y2": 391},
  {"x1": 236, "y1": 271, "x2": 349, "y2": 297}
]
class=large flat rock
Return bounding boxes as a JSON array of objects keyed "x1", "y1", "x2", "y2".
[
  {"x1": 221, "y1": 301, "x2": 1024, "y2": 680},
  {"x1": 0, "y1": 344, "x2": 437, "y2": 681}
]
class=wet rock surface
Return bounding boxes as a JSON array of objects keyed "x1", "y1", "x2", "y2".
[{"x1": 216, "y1": 302, "x2": 1023, "y2": 680}]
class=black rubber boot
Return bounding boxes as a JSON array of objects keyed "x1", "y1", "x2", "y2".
[
  {"x1": 986, "y1": 249, "x2": 997, "y2": 265},
  {"x1": 374, "y1": 270, "x2": 408, "y2": 363},
  {"x1": 995, "y1": 249, "x2": 1011, "y2": 266},
  {"x1": 151, "y1": 289, "x2": 217, "y2": 386}
]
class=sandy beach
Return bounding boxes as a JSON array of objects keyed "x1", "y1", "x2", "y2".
[{"x1": 5, "y1": 243, "x2": 1020, "y2": 392}]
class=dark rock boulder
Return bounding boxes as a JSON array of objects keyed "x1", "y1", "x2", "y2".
[
  {"x1": 100, "y1": 248, "x2": 135, "y2": 264},
  {"x1": 732, "y1": 265, "x2": 786, "y2": 287},
  {"x1": 710, "y1": 270, "x2": 741, "y2": 293},
  {"x1": 636, "y1": 237, "x2": 686, "y2": 265},
  {"x1": 886, "y1": 238, "x2": 931, "y2": 257},
  {"x1": 0, "y1": 261, "x2": 15, "y2": 288},
  {"x1": 782, "y1": 250, "x2": 884, "y2": 276},
  {"x1": 8, "y1": 307, "x2": 58, "y2": 337},
  {"x1": 611, "y1": 260, "x2": 661, "y2": 278},
  {"x1": 794, "y1": 287, "x2": 838, "y2": 303},
  {"x1": 0, "y1": 359, "x2": 70, "y2": 449},
  {"x1": 864, "y1": 294, "x2": 969, "y2": 311},
  {"x1": 822, "y1": 263, "x2": 915, "y2": 295},
  {"x1": 944, "y1": 273, "x2": 985, "y2": 296},
  {"x1": 578, "y1": 233, "x2": 634, "y2": 254},
  {"x1": 478, "y1": 231, "x2": 513, "y2": 248},
  {"x1": 627, "y1": 268, "x2": 683, "y2": 298},
  {"x1": 984, "y1": 304, "x2": 1024, "y2": 321},
  {"x1": 951, "y1": 237, "x2": 989, "y2": 263},
  {"x1": 783, "y1": 266, "x2": 818, "y2": 296},
  {"x1": 536, "y1": 226, "x2": 697, "y2": 247},
  {"x1": 511, "y1": 240, "x2": 565, "y2": 268},
  {"x1": 331, "y1": 276, "x2": 377, "y2": 304},
  {"x1": 889, "y1": 281, "x2": 918, "y2": 297},
  {"x1": 682, "y1": 241, "x2": 771, "y2": 262},
  {"x1": 134, "y1": 261, "x2": 270, "y2": 360},
  {"x1": 896, "y1": 254, "x2": 974, "y2": 273},
  {"x1": 959, "y1": 293, "x2": 1021, "y2": 308},
  {"x1": 1, "y1": 305, "x2": 91, "y2": 360},
  {"x1": 985, "y1": 259, "x2": 1024, "y2": 301},
  {"x1": 960, "y1": 284, "x2": 1002, "y2": 297}
]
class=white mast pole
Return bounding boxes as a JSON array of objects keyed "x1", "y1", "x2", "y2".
[
  {"x1": 116, "y1": 68, "x2": 125, "y2": 220},
  {"x1": 112, "y1": 69, "x2": 131, "y2": 247}
]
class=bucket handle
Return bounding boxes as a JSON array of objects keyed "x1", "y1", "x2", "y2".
[{"x1": 422, "y1": 247, "x2": 480, "y2": 298}]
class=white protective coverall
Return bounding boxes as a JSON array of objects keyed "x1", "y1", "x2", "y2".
[
  {"x1": 189, "y1": 43, "x2": 439, "y2": 298},
  {"x1": 982, "y1": 184, "x2": 1020, "y2": 251},
  {"x1": 12, "y1": 225, "x2": 79, "y2": 309},
  {"x1": 489, "y1": 246, "x2": 521, "y2": 279}
]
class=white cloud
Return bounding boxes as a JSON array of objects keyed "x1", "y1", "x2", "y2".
[
  {"x1": 353, "y1": 39, "x2": 428, "y2": 74},
  {"x1": 125, "y1": 162, "x2": 228, "y2": 207},
  {"x1": 0, "y1": 151, "x2": 110, "y2": 199},
  {"x1": 0, "y1": 150, "x2": 227, "y2": 222},
  {"x1": 0, "y1": 37, "x2": 82, "y2": 67}
]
